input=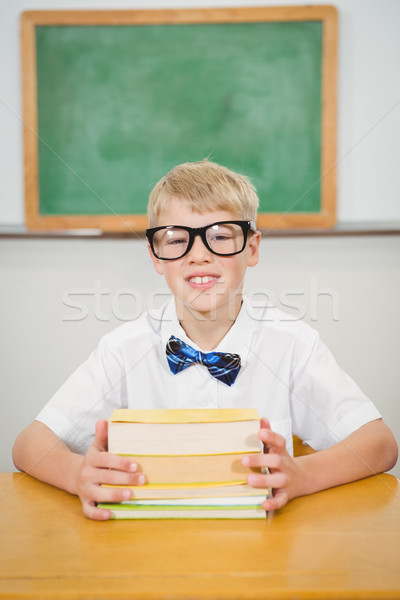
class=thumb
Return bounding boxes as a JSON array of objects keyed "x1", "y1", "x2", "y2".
[
  {"x1": 260, "y1": 417, "x2": 271, "y2": 431},
  {"x1": 93, "y1": 419, "x2": 108, "y2": 452},
  {"x1": 259, "y1": 417, "x2": 271, "y2": 454}
]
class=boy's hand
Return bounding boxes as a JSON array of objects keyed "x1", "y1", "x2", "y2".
[
  {"x1": 243, "y1": 418, "x2": 303, "y2": 511},
  {"x1": 76, "y1": 419, "x2": 145, "y2": 520}
]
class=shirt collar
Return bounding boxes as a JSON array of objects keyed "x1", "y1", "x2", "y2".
[{"x1": 160, "y1": 296, "x2": 259, "y2": 368}]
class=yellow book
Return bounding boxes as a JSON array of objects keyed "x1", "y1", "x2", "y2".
[
  {"x1": 103, "y1": 481, "x2": 270, "y2": 501},
  {"x1": 99, "y1": 506, "x2": 266, "y2": 520},
  {"x1": 108, "y1": 408, "x2": 261, "y2": 456},
  {"x1": 110, "y1": 408, "x2": 259, "y2": 423},
  {"x1": 108, "y1": 452, "x2": 260, "y2": 485}
]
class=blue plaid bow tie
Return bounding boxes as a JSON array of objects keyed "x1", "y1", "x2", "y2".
[{"x1": 166, "y1": 335, "x2": 241, "y2": 387}]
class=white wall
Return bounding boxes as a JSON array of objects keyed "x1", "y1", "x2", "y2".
[
  {"x1": 1, "y1": 0, "x2": 400, "y2": 224},
  {"x1": 1, "y1": 235, "x2": 400, "y2": 476},
  {"x1": 1, "y1": 0, "x2": 399, "y2": 476}
]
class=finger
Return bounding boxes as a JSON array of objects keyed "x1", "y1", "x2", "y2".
[
  {"x1": 95, "y1": 468, "x2": 146, "y2": 487},
  {"x1": 92, "y1": 419, "x2": 109, "y2": 452},
  {"x1": 93, "y1": 450, "x2": 139, "y2": 473},
  {"x1": 81, "y1": 475, "x2": 146, "y2": 506},
  {"x1": 262, "y1": 490, "x2": 289, "y2": 511},
  {"x1": 247, "y1": 471, "x2": 288, "y2": 490},
  {"x1": 82, "y1": 463, "x2": 146, "y2": 487},
  {"x1": 82, "y1": 498, "x2": 111, "y2": 521},
  {"x1": 90, "y1": 484, "x2": 138, "y2": 504},
  {"x1": 243, "y1": 452, "x2": 282, "y2": 470},
  {"x1": 259, "y1": 428, "x2": 286, "y2": 453}
]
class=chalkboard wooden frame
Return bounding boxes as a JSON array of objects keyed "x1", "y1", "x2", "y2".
[{"x1": 21, "y1": 6, "x2": 337, "y2": 232}]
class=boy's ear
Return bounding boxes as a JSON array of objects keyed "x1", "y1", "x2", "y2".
[
  {"x1": 147, "y1": 243, "x2": 165, "y2": 275},
  {"x1": 246, "y1": 230, "x2": 261, "y2": 267}
]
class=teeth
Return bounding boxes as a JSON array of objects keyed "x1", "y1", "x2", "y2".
[{"x1": 190, "y1": 276, "x2": 215, "y2": 284}]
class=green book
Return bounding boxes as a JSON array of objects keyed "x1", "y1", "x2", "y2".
[{"x1": 98, "y1": 503, "x2": 266, "y2": 520}]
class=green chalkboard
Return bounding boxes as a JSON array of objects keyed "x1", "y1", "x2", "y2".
[{"x1": 22, "y1": 7, "x2": 337, "y2": 231}]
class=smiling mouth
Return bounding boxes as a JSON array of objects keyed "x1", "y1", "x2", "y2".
[{"x1": 188, "y1": 276, "x2": 217, "y2": 284}]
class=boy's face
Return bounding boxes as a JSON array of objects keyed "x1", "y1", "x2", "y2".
[{"x1": 148, "y1": 198, "x2": 260, "y2": 322}]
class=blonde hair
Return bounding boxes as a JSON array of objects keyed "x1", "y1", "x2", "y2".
[{"x1": 147, "y1": 160, "x2": 259, "y2": 226}]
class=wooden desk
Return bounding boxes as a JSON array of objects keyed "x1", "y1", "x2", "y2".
[{"x1": 1, "y1": 473, "x2": 399, "y2": 599}]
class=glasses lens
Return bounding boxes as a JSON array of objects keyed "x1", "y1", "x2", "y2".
[
  {"x1": 206, "y1": 223, "x2": 245, "y2": 255},
  {"x1": 152, "y1": 227, "x2": 190, "y2": 259}
]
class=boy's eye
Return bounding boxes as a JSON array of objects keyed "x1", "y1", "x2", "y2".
[
  {"x1": 161, "y1": 228, "x2": 189, "y2": 246},
  {"x1": 210, "y1": 233, "x2": 232, "y2": 242},
  {"x1": 166, "y1": 237, "x2": 186, "y2": 246}
]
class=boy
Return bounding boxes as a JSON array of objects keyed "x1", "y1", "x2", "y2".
[{"x1": 13, "y1": 160, "x2": 397, "y2": 520}]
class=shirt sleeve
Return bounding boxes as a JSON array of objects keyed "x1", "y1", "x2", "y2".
[
  {"x1": 35, "y1": 336, "x2": 124, "y2": 454},
  {"x1": 289, "y1": 332, "x2": 382, "y2": 451}
]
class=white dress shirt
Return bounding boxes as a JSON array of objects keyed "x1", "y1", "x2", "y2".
[{"x1": 36, "y1": 297, "x2": 381, "y2": 455}]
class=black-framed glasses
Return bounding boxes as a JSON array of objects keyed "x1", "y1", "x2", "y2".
[{"x1": 146, "y1": 220, "x2": 256, "y2": 260}]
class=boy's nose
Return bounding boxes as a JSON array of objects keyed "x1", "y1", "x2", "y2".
[{"x1": 187, "y1": 234, "x2": 212, "y2": 262}]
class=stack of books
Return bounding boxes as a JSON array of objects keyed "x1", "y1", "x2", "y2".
[{"x1": 99, "y1": 408, "x2": 270, "y2": 519}]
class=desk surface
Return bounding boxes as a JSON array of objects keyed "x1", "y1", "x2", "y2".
[{"x1": 1, "y1": 472, "x2": 399, "y2": 599}]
